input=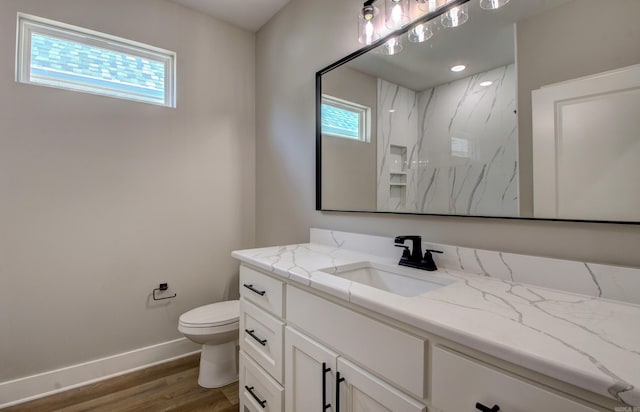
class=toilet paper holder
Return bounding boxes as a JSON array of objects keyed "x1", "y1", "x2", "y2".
[{"x1": 153, "y1": 283, "x2": 177, "y2": 301}]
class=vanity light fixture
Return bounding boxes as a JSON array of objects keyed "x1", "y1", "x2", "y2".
[
  {"x1": 479, "y1": 80, "x2": 493, "y2": 87},
  {"x1": 408, "y1": 21, "x2": 434, "y2": 43},
  {"x1": 416, "y1": 0, "x2": 439, "y2": 13},
  {"x1": 381, "y1": 36, "x2": 403, "y2": 55},
  {"x1": 451, "y1": 64, "x2": 466, "y2": 72},
  {"x1": 358, "y1": 0, "x2": 382, "y2": 45},
  {"x1": 385, "y1": 0, "x2": 410, "y2": 30},
  {"x1": 357, "y1": 0, "x2": 481, "y2": 51},
  {"x1": 441, "y1": 4, "x2": 469, "y2": 28},
  {"x1": 479, "y1": 0, "x2": 511, "y2": 10}
]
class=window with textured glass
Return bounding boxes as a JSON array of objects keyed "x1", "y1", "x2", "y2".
[
  {"x1": 16, "y1": 13, "x2": 175, "y2": 107},
  {"x1": 321, "y1": 95, "x2": 370, "y2": 142}
]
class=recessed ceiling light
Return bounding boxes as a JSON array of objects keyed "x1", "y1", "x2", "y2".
[
  {"x1": 389, "y1": 109, "x2": 396, "y2": 113},
  {"x1": 480, "y1": 81, "x2": 493, "y2": 87},
  {"x1": 451, "y1": 64, "x2": 466, "y2": 72}
]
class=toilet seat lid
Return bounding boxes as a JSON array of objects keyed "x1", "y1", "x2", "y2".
[{"x1": 179, "y1": 300, "x2": 239, "y2": 327}]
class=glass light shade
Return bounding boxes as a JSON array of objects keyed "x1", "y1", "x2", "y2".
[
  {"x1": 358, "y1": 5, "x2": 382, "y2": 45},
  {"x1": 380, "y1": 36, "x2": 403, "y2": 55},
  {"x1": 408, "y1": 21, "x2": 434, "y2": 43},
  {"x1": 479, "y1": 0, "x2": 511, "y2": 10},
  {"x1": 441, "y1": 4, "x2": 469, "y2": 28},
  {"x1": 416, "y1": 0, "x2": 441, "y2": 13},
  {"x1": 385, "y1": 0, "x2": 410, "y2": 30}
]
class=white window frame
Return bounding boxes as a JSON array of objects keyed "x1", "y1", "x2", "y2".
[
  {"x1": 15, "y1": 13, "x2": 176, "y2": 107},
  {"x1": 321, "y1": 94, "x2": 371, "y2": 142}
]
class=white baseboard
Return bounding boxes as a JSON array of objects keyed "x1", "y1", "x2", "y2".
[{"x1": 0, "y1": 338, "x2": 200, "y2": 409}]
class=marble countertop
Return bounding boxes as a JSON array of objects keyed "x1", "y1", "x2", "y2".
[{"x1": 232, "y1": 242, "x2": 640, "y2": 406}]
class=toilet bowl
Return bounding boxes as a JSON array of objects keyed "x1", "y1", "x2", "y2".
[{"x1": 178, "y1": 300, "x2": 239, "y2": 388}]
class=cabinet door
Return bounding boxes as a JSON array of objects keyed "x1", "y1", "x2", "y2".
[
  {"x1": 285, "y1": 326, "x2": 339, "y2": 412},
  {"x1": 337, "y1": 358, "x2": 426, "y2": 412}
]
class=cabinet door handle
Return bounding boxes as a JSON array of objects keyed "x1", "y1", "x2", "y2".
[
  {"x1": 322, "y1": 362, "x2": 332, "y2": 410},
  {"x1": 476, "y1": 402, "x2": 500, "y2": 412},
  {"x1": 245, "y1": 329, "x2": 267, "y2": 346},
  {"x1": 335, "y1": 371, "x2": 346, "y2": 412},
  {"x1": 245, "y1": 385, "x2": 267, "y2": 408},
  {"x1": 243, "y1": 283, "x2": 266, "y2": 296}
]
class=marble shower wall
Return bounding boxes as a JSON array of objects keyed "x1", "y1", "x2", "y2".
[
  {"x1": 377, "y1": 65, "x2": 519, "y2": 216},
  {"x1": 417, "y1": 64, "x2": 518, "y2": 216},
  {"x1": 376, "y1": 79, "x2": 420, "y2": 211}
]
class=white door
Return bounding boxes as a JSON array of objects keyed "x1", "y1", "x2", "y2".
[
  {"x1": 532, "y1": 64, "x2": 640, "y2": 221},
  {"x1": 285, "y1": 326, "x2": 338, "y2": 412},
  {"x1": 336, "y1": 357, "x2": 426, "y2": 412}
]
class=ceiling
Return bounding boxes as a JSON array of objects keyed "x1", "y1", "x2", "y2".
[{"x1": 169, "y1": 0, "x2": 291, "y2": 31}]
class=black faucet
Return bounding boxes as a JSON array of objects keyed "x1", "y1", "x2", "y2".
[
  {"x1": 394, "y1": 235, "x2": 443, "y2": 271},
  {"x1": 394, "y1": 235, "x2": 423, "y2": 263}
]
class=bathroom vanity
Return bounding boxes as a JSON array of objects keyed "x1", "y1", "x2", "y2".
[{"x1": 233, "y1": 229, "x2": 640, "y2": 412}]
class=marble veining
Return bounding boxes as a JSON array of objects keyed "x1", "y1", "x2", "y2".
[
  {"x1": 311, "y1": 229, "x2": 640, "y2": 306},
  {"x1": 377, "y1": 64, "x2": 519, "y2": 216},
  {"x1": 232, "y1": 229, "x2": 640, "y2": 406}
]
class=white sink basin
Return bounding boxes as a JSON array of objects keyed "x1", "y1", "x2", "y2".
[{"x1": 321, "y1": 262, "x2": 454, "y2": 297}]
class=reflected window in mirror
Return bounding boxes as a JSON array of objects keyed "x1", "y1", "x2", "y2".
[{"x1": 321, "y1": 95, "x2": 371, "y2": 142}]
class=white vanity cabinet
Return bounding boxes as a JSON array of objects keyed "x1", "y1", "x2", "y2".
[
  {"x1": 285, "y1": 326, "x2": 339, "y2": 412},
  {"x1": 238, "y1": 263, "x2": 615, "y2": 412},
  {"x1": 239, "y1": 264, "x2": 428, "y2": 412},
  {"x1": 284, "y1": 284, "x2": 428, "y2": 411},
  {"x1": 285, "y1": 327, "x2": 426, "y2": 412},
  {"x1": 286, "y1": 285, "x2": 427, "y2": 399},
  {"x1": 239, "y1": 265, "x2": 285, "y2": 412}
]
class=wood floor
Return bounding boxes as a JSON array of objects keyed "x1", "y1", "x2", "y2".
[{"x1": 4, "y1": 354, "x2": 239, "y2": 412}]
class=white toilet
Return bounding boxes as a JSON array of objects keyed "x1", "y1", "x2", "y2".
[{"x1": 178, "y1": 300, "x2": 240, "y2": 388}]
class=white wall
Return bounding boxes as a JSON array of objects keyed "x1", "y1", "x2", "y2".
[
  {"x1": 255, "y1": 0, "x2": 640, "y2": 267},
  {"x1": 516, "y1": 0, "x2": 640, "y2": 216},
  {"x1": 0, "y1": 0, "x2": 255, "y2": 382},
  {"x1": 322, "y1": 66, "x2": 377, "y2": 211}
]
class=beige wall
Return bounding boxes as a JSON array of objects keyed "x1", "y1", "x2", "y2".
[
  {"x1": 321, "y1": 67, "x2": 377, "y2": 211},
  {"x1": 255, "y1": 0, "x2": 640, "y2": 266},
  {"x1": 516, "y1": 0, "x2": 640, "y2": 216},
  {"x1": 0, "y1": 0, "x2": 255, "y2": 381}
]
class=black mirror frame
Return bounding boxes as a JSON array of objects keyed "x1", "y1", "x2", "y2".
[{"x1": 315, "y1": 0, "x2": 637, "y2": 225}]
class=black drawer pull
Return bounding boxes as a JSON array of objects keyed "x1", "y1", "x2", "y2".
[
  {"x1": 243, "y1": 283, "x2": 266, "y2": 296},
  {"x1": 245, "y1": 385, "x2": 267, "y2": 408},
  {"x1": 322, "y1": 362, "x2": 332, "y2": 410},
  {"x1": 336, "y1": 372, "x2": 346, "y2": 412},
  {"x1": 476, "y1": 402, "x2": 500, "y2": 412},
  {"x1": 245, "y1": 329, "x2": 267, "y2": 346}
]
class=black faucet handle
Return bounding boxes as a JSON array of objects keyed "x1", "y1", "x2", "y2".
[
  {"x1": 394, "y1": 244, "x2": 411, "y2": 259},
  {"x1": 421, "y1": 249, "x2": 443, "y2": 271}
]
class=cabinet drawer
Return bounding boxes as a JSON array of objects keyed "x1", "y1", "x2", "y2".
[
  {"x1": 240, "y1": 299, "x2": 284, "y2": 383},
  {"x1": 240, "y1": 351, "x2": 284, "y2": 412},
  {"x1": 286, "y1": 285, "x2": 427, "y2": 399},
  {"x1": 240, "y1": 265, "x2": 284, "y2": 318},
  {"x1": 432, "y1": 347, "x2": 600, "y2": 412}
]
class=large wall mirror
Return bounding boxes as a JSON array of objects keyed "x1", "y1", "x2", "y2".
[{"x1": 316, "y1": 0, "x2": 640, "y2": 223}]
